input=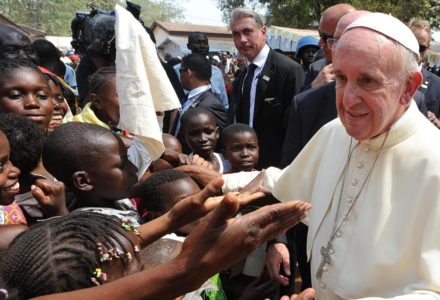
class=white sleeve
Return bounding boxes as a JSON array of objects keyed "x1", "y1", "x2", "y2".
[
  {"x1": 221, "y1": 167, "x2": 283, "y2": 193},
  {"x1": 127, "y1": 137, "x2": 152, "y2": 179}
]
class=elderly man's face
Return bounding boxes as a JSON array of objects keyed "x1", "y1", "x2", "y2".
[
  {"x1": 0, "y1": 27, "x2": 38, "y2": 64},
  {"x1": 334, "y1": 29, "x2": 410, "y2": 140},
  {"x1": 232, "y1": 17, "x2": 266, "y2": 62}
]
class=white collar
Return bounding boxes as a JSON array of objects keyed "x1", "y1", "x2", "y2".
[
  {"x1": 188, "y1": 85, "x2": 211, "y2": 99},
  {"x1": 249, "y1": 44, "x2": 270, "y2": 68}
]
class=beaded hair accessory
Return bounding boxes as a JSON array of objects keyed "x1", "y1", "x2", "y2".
[{"x1": 112, "y1": 127, "x2": 136, "y2": 139}]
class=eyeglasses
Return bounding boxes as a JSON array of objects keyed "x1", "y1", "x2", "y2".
[
  {"x1": 179, "y1": 68, "x2": 188, "y2": 73},
  {"x1": 419, "y1": 44, "x2": 428, "y2": 53},
  {"x1": 319, "y1": 31, "x2": 333, "y2": 43},
  {"x1": 327, "y1": 37, "x2": 338, "y2": 50}
]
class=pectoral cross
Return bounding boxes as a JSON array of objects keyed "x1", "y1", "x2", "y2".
[{"x1": 316, "y1": 242, "x2": 332, "y2": 279}]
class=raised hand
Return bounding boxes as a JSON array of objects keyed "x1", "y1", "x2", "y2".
[{"x1": 31, "y1": 179, "x2": 68, "y2": 218}]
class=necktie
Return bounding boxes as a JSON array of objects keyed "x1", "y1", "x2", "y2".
[
  {"x1": 241, "y1": 63, "x2": 257, "y2": 124},
  {"x1": 171, "y1": 93, "x2": 189, "y2": 136}
]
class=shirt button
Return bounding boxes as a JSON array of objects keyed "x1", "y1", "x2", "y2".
[
  {"x1": 357, "y1": 162, "x2": 364, "y2": 169},
  {"x1": 320, "y1": 282, "x2": 326, "y2": 289},
  {"x1": 336, "y1": 231, "x2": 342, "y2": 238},
  {"x1": 363, "y1": 147, "x2": 369, "y2": 152},
  {"x1": 329, "y1": 248, "x2": 334, "y2": 255},
  {"x1": 322, "y1": 265, "x2": 328, "y2": 272},
  {"x1": 347, "y1": 196, "x2": 353, "y2": 204},
  {"x1": 351, "y1": 179, "x2": 358, "y2": 186}
]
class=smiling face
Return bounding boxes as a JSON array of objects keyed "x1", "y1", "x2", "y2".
[
  {"x1": 183, "y1": 113, "x2": 219, "y2": 160},
  {"x1": 0, "y1": 131, "x2": 21, "y2": 205},
  {"x1": 0, "y1": 67, "x2": 53, "y2": 129},
  {"x1": 223, "y1": 131, "x2": 259, "y2": 172},
  {"x1": 334, "y1": 29, "x2": 418, "y2": 140},
  {"x1": 48, "y1": 80, "x2": 68, "y2": 125},
  {"x1": 232, "y1": 16, "x2": 266, "y2": 62}
]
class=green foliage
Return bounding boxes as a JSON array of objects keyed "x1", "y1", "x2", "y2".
[
  {"x1": 0, "y1": 0, "x2": 184, "y2": 36},
  {"x1": 217, "y1": 0, "x2": 440, "y2": 30}
]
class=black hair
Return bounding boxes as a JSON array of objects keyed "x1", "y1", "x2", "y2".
[
  {"x1": 188, "y1": 31, "x2": 207, "y2": 43},
  {"x1": 0, "y1": 113, "x2": 45, "y2": 175},
  {"x1": 181, "y1": 107, "x2": 217, "y2": 132},
  {"x1": 31, "y1": 39, "x2": 59, "y2": 65},
  {"x1": 0, "y1": 211, "x2": 138, "y2": 299},
  {"x1": 88, "y1": 66, "x2": 116, "y2": 95},
  {"x1": 221, "y1": 123, "x2": 258, "y2": 147},
  {"x1": 181, "y1": 53, "x2": 212, "y2": 81},
  {"x1": 140, "y1": 169, "x2": 190, "y2": 213},
  {"x1": 43, "y1": 72, "x2": 76, "y2": 111},
  {"x1": 42, "y1": 122, "x2": 117, "y2": 189},
  {"x1": 0, "y1": 60, "x2": 45, "y2": 86}
]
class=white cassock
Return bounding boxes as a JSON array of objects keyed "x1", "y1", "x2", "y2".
[{"x1": 271, "y1": 101, "x2": 440, "y2": 299}]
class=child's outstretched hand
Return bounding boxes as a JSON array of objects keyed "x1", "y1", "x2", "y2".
[
  {"x1": 179, "y1": 193, "x2": 311, "y2": 283},
  {"x1": 191, "y1": 154, "x2": 214, "y2": 169},
  {"x1": 31, "y1": 179, "x2": 68, "y2": 218}
]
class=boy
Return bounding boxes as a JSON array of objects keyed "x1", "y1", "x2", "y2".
[
  {"x1": 140, "y1": 169, "x2": 201, "y2": 235},
  {"x1": 181, "y1": 107, "x2": 229, "y2": 173},
  {"x1": 222, "y1": 123, "x2": 259, "y2": 172}
]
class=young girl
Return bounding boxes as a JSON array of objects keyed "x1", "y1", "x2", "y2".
[
  {"x1": 67, "y1": 67, "x2": 119, "y2": 128},
  {"x1": 181, "y1": 107, "x2": 230, "y2": 173},
  {"x1": 0, "y1": 60, "x2": 53, "y2": 130}
]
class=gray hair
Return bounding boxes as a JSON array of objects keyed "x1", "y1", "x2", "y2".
[
  {"x1": 229, "y1": 7, "x2": 264, "y2": 29},
  {"x1": 386, "y1": 40, "x2": 419, "y2": 81}
]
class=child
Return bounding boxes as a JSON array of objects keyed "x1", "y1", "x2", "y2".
[
  {"x1": 68, "y1": 67, "x2": 119, "y2": 128},
  {"x1": 0, "y1": 114, "x2": 68, "y2": 223},
  {"x1": 140, "y1": 169, "x2": 201, "y2": 235},
  {"x1": 0, "y1": 60, "x2": 53, "y2": 130},
  {"x1": 222, "y1": 123, "x2": 259, "y2": 173},
  {"x1": 42, "y1": 122, "x2": 141, "y2": 224},
  {"x1": 1, "y1": 211, "x2": 143, "y2": 299},
  {"x1": 181, "y1": 107, "x2": 229, "y2": 173}
]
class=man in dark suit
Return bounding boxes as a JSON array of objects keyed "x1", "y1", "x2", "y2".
[
  {"x1": 229, "y1": 7, "x2": 304, "y2": 169},
  {"x1": 409, "y1": 19, "x2": 440, "y2": 128},
  {"x1": 172, "y1": 53, "x2": 227, "y2": 149},
  {"x1": 302, "y1": 4, "x2": 355, "y2": 90}
]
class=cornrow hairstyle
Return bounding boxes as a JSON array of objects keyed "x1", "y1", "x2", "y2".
[
  {"x1": 180, "y1": 106, "x2": 217, "y2": 132},
  {"x1": 88, "y1": 66, "x2": 116, "y2": 95},
  {"x1": 221, "y1": 123, "x2": 258, "y2": 148},
  {"x1": 140, "y1": 169, "x2": 190, "y2": 213},
  {"x1": 0, "y1": 211, "x2": 139, "y2": 299},
  {"x1": 0, "y1": 60, "x2": 46, "y2": 87},
  {"x1": 0, "y1": 113, "x2": 46, "y2": 175},
  {"x1": 42, "y1": 122, "x2": 117, "y2": 189}
]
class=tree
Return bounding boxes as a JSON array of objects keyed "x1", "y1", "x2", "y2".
[
  {"x1": 217, "y1": 0, "x2": 440, "y2": 30},
  {"x1": 0, "y1": 0, "x2": 184, "y2": 36}
]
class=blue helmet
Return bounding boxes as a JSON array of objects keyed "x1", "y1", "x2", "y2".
[{"x1": 296, "y1": 35, "x2": 320, "y2": 56}]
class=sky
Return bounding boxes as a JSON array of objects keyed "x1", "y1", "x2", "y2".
[{"x1": 181, "y1": 0, "x2": 226, "y2": 26}]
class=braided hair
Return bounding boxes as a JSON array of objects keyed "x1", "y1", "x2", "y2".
[{"x1": 0, "y1": 211, "x2": 140, "y2": 299}]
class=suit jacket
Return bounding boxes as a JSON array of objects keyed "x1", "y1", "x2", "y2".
[
  {"x1": 281, "y1": 82, "x2": 428, "y2": 167},
  {"x1": 419, "y1": 68, "x2": 440, "y2": 117},
  {"x1": 232, "y1": 49, "x2": 304, "y2": 168},
  {"x1": 302, "y1": 57, "x2": 328, "y2": 91}
]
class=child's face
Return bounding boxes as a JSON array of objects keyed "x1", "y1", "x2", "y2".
[
  {"x1": 0, "y1": 132, "x2": 21, "y2": 205},
  {"x1": 87, "y1": 133, "x2": 138, "y2": 202},
  {"x1": 223, "y1": 132, "x2": 259, "y2": 172},
  {"x1": 92, "y1": 75, "x2": 120, "y2": 126},
  {"x1": 48, "y1": 80, "x2": 68, "y2": 123},
  {"x1": 161, "y1": 177, "x2": 201, "y2": 235},
  {"x1": 0, "y1": 67, "x2": 53, "y2": 128},
  {"x1": 184, "y1": 113, "x2": 219, "y2": 159}
]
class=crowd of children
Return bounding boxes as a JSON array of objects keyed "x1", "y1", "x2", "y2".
[{"x1": 0, "y1": 10, "x2": 314, "y2": 300}]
